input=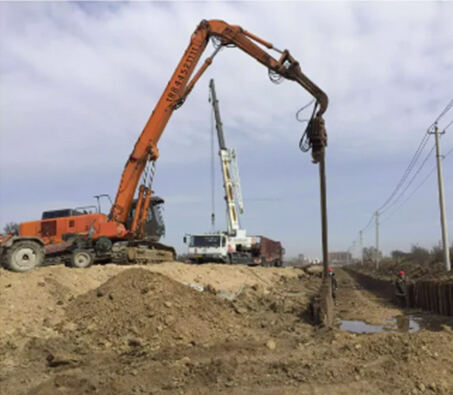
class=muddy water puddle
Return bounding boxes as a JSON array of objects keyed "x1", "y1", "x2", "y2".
[{"x1": 340, "y1": 313, "x2": 453, "y2": 334}]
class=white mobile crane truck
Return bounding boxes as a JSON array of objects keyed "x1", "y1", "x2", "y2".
[{"x1": 184, "y1": 79, "x2": 284, "y2": 266}]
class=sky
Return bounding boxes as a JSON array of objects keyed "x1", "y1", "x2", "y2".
[{"x1": 0, "y1": 1, "x2": 452, "y2": 259}]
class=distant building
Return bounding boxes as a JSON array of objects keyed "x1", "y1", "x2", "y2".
[
  {"x1": 328, "y1": 251, "x2": 352, "y2": 265},
  {"x1": 284, "y1": 253, "x2": 307, "y2": 267}
]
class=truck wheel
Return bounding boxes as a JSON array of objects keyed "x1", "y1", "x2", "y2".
[
  {"x1": 70, "y1": 250, "x2": 94, "y2": 268},
  {"x1": 5, "y1": 240, "x2": 44, "y2": 272}
]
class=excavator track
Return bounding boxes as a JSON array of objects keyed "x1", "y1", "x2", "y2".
[{"x1": 111, "y1": 241, "x2": 176, "y2": 265}]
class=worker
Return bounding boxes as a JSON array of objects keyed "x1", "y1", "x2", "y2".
[
  {"x1": 395, "y1": 271, "x2": 407, "y2": 308},
  {"x1": 328, "y1": 267, "x2": 337, "y2": 303}
]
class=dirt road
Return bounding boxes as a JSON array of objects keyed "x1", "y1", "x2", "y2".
[{"x1": 1, "y1": 264, "x2": 453, "y2": 394}]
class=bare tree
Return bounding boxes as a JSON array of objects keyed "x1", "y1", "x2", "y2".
[
  {"x1": 410, "y1": 245, "x2": 430, "y2": 265},
  {"x1": 363, "y1": 246, "x2": 382, "y2": 262},
  {"x1": 391, "y1": 249, "x2": 408, "y2": 264},
  {"x1": 3, "y1": 222, "x2": 19, "y2": 235}
]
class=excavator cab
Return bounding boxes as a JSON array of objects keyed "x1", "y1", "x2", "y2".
[{"x1": 126, "y1": 196, "x2": 166, "y2": 242}]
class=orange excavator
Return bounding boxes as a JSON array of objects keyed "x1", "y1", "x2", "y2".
[{"x1": 0, "y1": 19, "x2": 328, "y2": 272}]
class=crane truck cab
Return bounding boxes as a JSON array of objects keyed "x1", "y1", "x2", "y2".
[
  {"x1": 184, "y1": 229, "x2": 254, "y2": 264},
  {"x1": 184, "y1": 231, "x2": 284, "y2": 266},
  {"x1": 184, "y1": 234, "x2": 228, "y2": 263}
]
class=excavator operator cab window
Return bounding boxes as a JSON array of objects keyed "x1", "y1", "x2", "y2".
[{"x1": 146, "y1": 207, "x2": 154, "y2": 222}]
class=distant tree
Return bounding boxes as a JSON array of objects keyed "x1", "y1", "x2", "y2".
[
  {"x1": 391, "y1": 249, "x2": 408, "y2": 263},
  {"x1": 431, "y1": 245, "x2": 444, "y2": 263},
  {"x1": 409, "y1": 245, "x2": 430, "y2": 265},
  {"x1": 432, "y1": 243, "x2": 453, "y2": 263},
  {"x1": 363, "y1": 246, "x2": 382, "y2": 262},
  {"x1": 391, "y1": 250, "x2": 407, "y2": 259},
  {"x1": 3, "y1": 222, "x2": 19, "y2": 235}
]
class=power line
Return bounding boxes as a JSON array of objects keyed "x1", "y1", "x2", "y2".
[
  {"x1": 380, "y1": 142, "x2": 436, "y2": 214},
  {"x1": 382, "y1": 165, "x2": 436, "y2": 223},
  {"x1": 382, "y1": 144, "x2": 453, "y2": 223},
  {"x1": 376, "y1": 132, "x2": 431, "y2": 214},
  {"x1": 357, "y1": 99, "x2": 453, "y2": 242},
  {"x1": 360, "y1": 132, "x2": 431, "y2": 233},
  {"x1": 434, "y1": 99, "x2": 453, "y2": 125},
  {"x1": 442, "y1": 118, "x2": 453, "y2": 132},
  {"x1": 361, "y1": 213, "x2": 375, "y2": 233},
  {"x1": 377, "y1": 100, "x2": 453, "y2": 214},
  {"x1": 444, "y1": 146, "x2": 453, "y2": 158}
]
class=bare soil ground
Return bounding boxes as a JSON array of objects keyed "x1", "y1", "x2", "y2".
[
  {"x1": 1, "y1": 263, "x2": 453, "y2": 394},
  {"x1": 351, "y1": 260, "x2": 452, "y2": 281}
]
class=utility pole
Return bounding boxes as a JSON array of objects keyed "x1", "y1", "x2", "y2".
[
  {"x1": 359, "y1": 230, "x2": 364, "y2": 265},
  {"x1": 375, "y1": 211, "x2": 380, "y2": 269},
  {"x1": 429, "y1": 123, "x2": 451, "y2": 271}
]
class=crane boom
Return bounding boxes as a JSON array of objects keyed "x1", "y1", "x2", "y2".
[
  {"x1": 209, "y1": 78, "x2": 243, "y2": 234},
  {"x1": 110, "y1": 19, "x2": 328, "y2": 228},
  {"x1": 209, "y1": 78, "x2": 227, "y2": 151}
]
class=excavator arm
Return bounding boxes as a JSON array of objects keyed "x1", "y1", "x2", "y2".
[{"x1": 111, "y1": 19, "x2": 328, "y2": 226}]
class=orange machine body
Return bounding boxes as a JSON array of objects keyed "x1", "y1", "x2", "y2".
[{"x1": 19, "y1": 214, "x2": 127, "y2": 245}]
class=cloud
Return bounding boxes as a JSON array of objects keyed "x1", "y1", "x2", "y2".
[{"x1": 1, "y1": 2, "x2": 452, "y2": 256}]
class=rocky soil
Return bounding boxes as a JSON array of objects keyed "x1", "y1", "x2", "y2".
[{"x1": 1, "y1": 263, "x2": 453, "y2": 394}]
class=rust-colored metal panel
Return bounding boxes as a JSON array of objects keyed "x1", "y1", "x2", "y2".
[{"x1": 19, "y1": 213, "x2": 110, "y2": 245}]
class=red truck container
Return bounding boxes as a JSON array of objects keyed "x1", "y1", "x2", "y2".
[{"x1": 251, "y1": 236, "x2": 284, "y2": 267}]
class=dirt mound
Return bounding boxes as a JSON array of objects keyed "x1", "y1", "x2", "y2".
[
  {"x1": 65, "y1": 268, "x2": 247, "y2": 348},
  {"x1": 0, "y1": 262, "x2": 299, "y2": 347},
  {"x1": 3, "y1": 266, "x2": 453, "y2": 394},
  {"x1": 231, "y1": 275, "x2": 319, "y2": 316},
  {"x1": 352, "y1": 260, "x2": 450, "y2": 281},
  {"x1": 149, "y1": 262, "x2": 301, "y2": 292}
]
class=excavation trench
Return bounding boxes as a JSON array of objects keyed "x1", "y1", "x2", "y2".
[{"x1": 342, "y1": 267, "x2": 453, "y2": 330}]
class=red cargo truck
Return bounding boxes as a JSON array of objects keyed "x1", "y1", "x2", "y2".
[{"x1": 251, "y1": 236, "x2": 284, "y2": 267}]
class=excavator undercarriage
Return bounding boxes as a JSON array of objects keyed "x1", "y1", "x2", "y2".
[{"x1": 111, "y1": 241, "x2": 176, "y2": 265}]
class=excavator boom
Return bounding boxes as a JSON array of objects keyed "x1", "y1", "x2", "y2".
[
  {"x1": 110, "y1": 19, "x2": 328, "y2": 226},
  {"x1": 0, "y1": 19, "x2": 328, "y2": 273}
]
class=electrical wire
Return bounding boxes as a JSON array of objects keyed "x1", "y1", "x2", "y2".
[
  {"x1": 442, "y1": 118, "x2": 453, "y2": 132},
  {"x1": 361, "y1": 213, "x2": 375, "y2": 234},
  {"x1": 359, "y1": 135, "x2": 431, "y2": 233},
  {"x1": 382, "y1": 144, "x2": 453, "y2": 223},
  {"x1": 433, "y1": 99, "x2": 453, "y2": 125},
  {"x1": 380, "y1": 142, "x2": 436, "y2": 214},
  {"x1": 376, "y1": 132, "x2": 431, "y2": 214},
  {"x1": 381, "y1": 165, "x2": 436, "y2": 223},
  {"x1": 445, "y1": 146, "x2": 453, "y2": 158},
  {"x1": 375, "y1": 100, "x2": 453, "y2": 214},
  {"x1": 358, "y1": 99, "x2": 453, "y2": 235}
]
